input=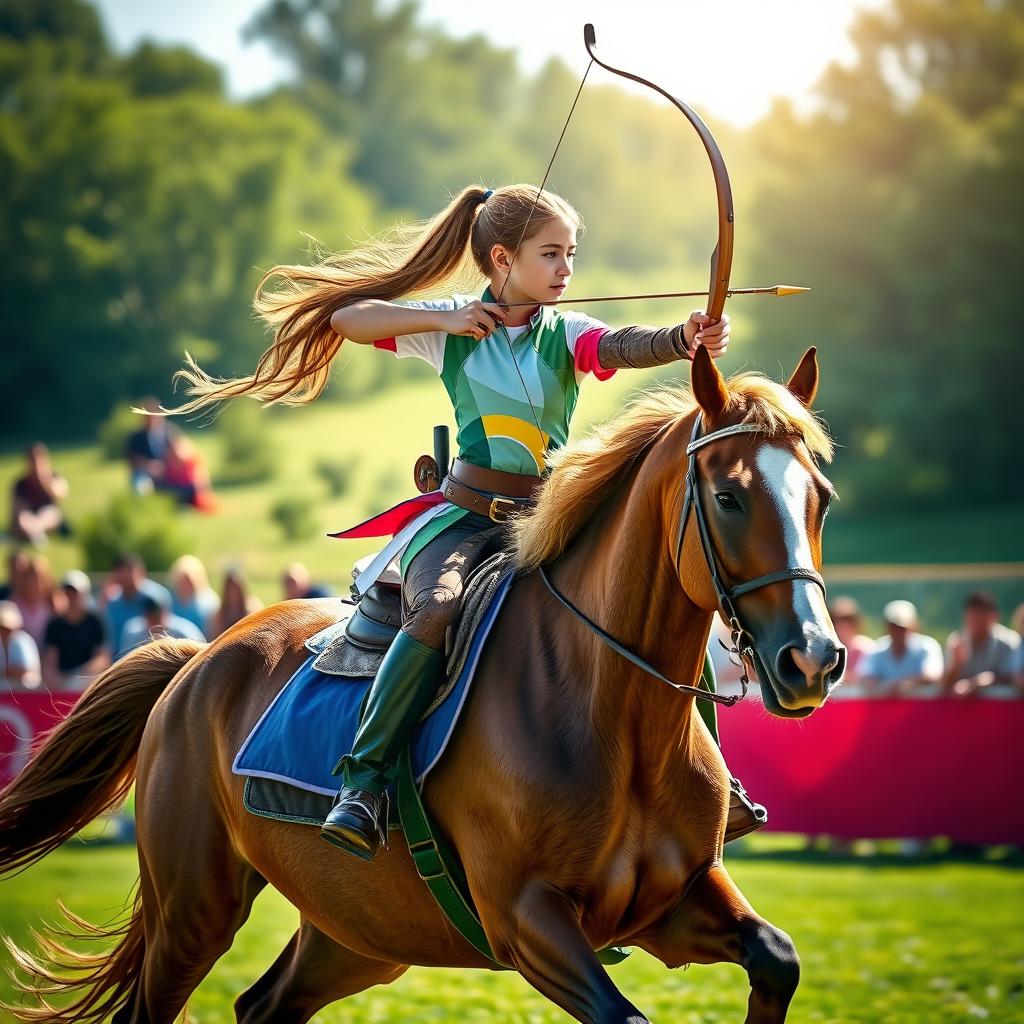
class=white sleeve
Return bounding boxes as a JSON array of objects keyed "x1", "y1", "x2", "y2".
[
  {"x1": 387, "y1": 298, "x2": 456, "y2": 374},
  {"x1": 921, "y1": 636, "x2": 945, "y2": 681},
  {"x1": 9, "y1": 632, "x2": 40, "y2": 673},
  {"x1": 561, "y1": 309, "x2": 611, "y2": 358}
]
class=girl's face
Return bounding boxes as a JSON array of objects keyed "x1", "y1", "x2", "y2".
[{"x1": 491, "y1": 217, "x2": 577, "y2": 306}]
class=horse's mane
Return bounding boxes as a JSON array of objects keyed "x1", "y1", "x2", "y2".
[{"x1": 511, "y1": 372, "x2": 834, "y2": 571}]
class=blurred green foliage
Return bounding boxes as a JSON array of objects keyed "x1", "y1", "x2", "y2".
[
  {"x1": 269, "y1": 494, "x2": 317, "y2": 540},
  {"x1": 77, "y1": 490, "x2": 193, "y2": 571},
  {"x1": 214, "y1": 401, "x2": 277, "y2": 486},
  {"x1": 1, "y1": 0, "x2": 1020, "y2": 517}
]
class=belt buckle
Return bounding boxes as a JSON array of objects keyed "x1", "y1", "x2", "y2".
[{"x1": 488, "y1": 496, "x2": 518, "y2": 523}]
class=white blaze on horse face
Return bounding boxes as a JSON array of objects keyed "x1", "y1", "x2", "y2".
[{"x1": 754, "y1": 445, "x2": 833, "y2": 642}]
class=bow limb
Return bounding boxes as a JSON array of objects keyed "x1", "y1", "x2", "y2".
[{"x1": 583, "y1": 24, "x2": 734, "y2": 322}]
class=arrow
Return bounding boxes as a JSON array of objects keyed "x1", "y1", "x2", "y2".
[{"x1": 496, "y1": 285, "x2": 810, "y2": 307}]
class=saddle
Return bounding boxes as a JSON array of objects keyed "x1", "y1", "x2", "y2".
[{"x1": 305, "y1": 551, "x2": 515, "y2": 716}]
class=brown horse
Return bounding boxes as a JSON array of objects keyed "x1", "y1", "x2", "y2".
[{"x1": 1, "y1": 347, "x2": 843, "y2": 1024}]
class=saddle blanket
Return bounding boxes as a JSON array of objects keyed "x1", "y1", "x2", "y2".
[{"x1": 231, "y1": 569, "x2": 515, "y2": 796}]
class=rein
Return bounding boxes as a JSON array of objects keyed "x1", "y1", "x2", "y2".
[{"x1": 539, "y1": 415, "x2": 828, "y2": 706}]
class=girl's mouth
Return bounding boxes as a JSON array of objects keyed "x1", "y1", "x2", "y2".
[{"x1": 550, "y1": 284, "x2": 566, "y2": 291}]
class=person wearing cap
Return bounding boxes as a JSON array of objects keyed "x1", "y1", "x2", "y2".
[
  {"x1": 942, "y1": 590, "x2": 1020, "y2": 697},
  {"x1": 41, "y1": 570, "x2": 109, "y2": 691},
  {"x1": 827, "y1": 596, "x2": 876, "y2": 684},
  {"x1": 860, "y1": 599, "x2": 944, "y2": 696},
  {"x1": 118, "y1": 590, "x2": 206, "y2": 659},
  {"x1": 0, "y1": 599, "x2": 41, "y2": 690}
]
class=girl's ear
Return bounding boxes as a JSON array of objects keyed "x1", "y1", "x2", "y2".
[
  {"x1": 690, "y1": 344, "x2": 728, "y2": 420},
  {"x1": 786, "y1": 347, "x2": 819, "y2": 408}
]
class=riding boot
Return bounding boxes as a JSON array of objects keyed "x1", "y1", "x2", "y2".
[
  {"x1": 697, "y1": 653, "x2": 768, "y2": 844},
  {"x1": 321, "y1": 629, "x2": 445, "y2": 860}
]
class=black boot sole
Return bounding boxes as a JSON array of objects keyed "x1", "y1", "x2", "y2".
[{"x1": 320, "y1": 823, "x2": 378, "y2": 861}]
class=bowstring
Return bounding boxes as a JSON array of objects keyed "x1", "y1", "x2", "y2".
[{"x1": 490, "y1": 58, "x2": 594, "y2": 466}]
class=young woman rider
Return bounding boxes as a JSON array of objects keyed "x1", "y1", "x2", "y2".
[{"x1": 170, "y1": 183, "x2": 766, "y2": 861}]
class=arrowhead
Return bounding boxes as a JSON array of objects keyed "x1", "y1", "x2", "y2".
[{"x1": 774, "y1": 285, "x2": 811, "y2": 296}]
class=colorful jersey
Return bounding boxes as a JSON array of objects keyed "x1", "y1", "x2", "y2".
[{"x1": 368, "y1": 285, "x2": 615, "y2": 575}]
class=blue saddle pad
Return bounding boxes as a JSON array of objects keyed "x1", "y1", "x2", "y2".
[{"x1": 231, "y1": 572, "x2": 514, "y2": 795}]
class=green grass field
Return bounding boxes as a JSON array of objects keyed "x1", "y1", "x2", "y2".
[{"x1": 1, "y1": 839, "x2": 1021, "y2": 1023}]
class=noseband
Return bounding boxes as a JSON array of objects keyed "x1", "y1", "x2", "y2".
[{"x1": 539, "y1": 414, "x2": 828, "y2": 706}]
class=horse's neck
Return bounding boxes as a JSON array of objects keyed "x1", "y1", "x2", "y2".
[{"x1": 548, "y1": 464, "x2": 714, "y2": 784}]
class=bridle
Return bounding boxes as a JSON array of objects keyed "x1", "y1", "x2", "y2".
[{"x1": 539, "y1": 415, "x2": 828, "y2": 706}]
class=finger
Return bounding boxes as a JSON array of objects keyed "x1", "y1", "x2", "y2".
[{"x1": 482, "y1": 302, "x2": 510, "y2": 323}]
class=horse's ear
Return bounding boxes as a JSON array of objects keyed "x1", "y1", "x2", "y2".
[
  {"x1": 690, "y1": 344, "x2": 728, "y2": 420},
  {"x1": 786, "y1": 347, "x2": 819, "y2": 408}
]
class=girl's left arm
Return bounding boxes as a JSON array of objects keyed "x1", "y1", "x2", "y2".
[{"x1": 597, "y1": 311, "x2": 730, "y2": 369}]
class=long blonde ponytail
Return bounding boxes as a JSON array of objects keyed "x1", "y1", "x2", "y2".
[{"x1": 165, "y1": 183, "x2": 580, "y2": 416}]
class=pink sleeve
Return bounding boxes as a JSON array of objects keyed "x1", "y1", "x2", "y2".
[{"x1": 573, "y1": 326, "x2": 617, "y2": 380}]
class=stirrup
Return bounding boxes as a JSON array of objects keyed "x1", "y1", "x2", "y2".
[{"x1": 725, "y1": 777, "x2": 767, "y2": 844}]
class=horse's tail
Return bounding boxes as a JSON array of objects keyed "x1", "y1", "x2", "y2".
[
  {"x1": 0, "y1": 637, "x2": 205, "y2": 1024},
  {"x1": 0, "y1": 636, "x2": 204, "y2": 876}
]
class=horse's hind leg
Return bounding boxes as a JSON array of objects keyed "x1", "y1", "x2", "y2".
[
  {"x1": 641, "y1": 863, "x2": 799, "y2": 1024},
  {"x1": 113, "y1": 757, "x2": 267, "y2": 1023},
  {"x1": 234, "y1": 918, "x2": 408, "y2": 1024}
]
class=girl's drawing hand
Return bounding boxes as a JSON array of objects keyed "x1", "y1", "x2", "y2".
[
  {"x1": 440, "y1": 301, "x2": 510, "y2": 341},
  {"x1": 684, "y1": 311, "x2": 730, "y2": 359}
]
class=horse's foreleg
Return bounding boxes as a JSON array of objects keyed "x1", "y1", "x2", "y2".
[
  {"x1": 640, "y1": 863, "x2": 799, "y2": 1024},
  {"x1": 493, "y1": 881, "x2": 649, "y2": 1024},
  {"x1": 234, "y1": 918, "x2": 408, "y2": 1024}
]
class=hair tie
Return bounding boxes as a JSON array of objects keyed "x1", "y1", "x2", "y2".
[{"x1": 480, "y1": 189, "x2": 493, "y2": 204}]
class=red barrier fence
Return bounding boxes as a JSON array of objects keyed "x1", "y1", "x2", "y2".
[
  {"x1": 0, "y1": 690, "x2": 83, "y2": 790},
  {"x1": 721, "y1": 695, "x2": 1024, "y2": 846},
  {"x1": 2, "y1": 690, "x2": 1022, "y2": 845}
]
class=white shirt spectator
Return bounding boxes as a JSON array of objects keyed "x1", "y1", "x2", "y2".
[
  {"x1": 860, "y1": 633, "x2": 944, "y2": 693},
  {"x1": 0, "y1": 628, "x2": 41, "y2": 689}
]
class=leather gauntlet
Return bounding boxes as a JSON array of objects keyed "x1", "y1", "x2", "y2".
[{"x1": 596, "y1": 323, "x2": 692, "y2": 369}]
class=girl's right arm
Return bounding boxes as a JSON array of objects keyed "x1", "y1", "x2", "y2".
[{"x1": 331, "y1": 299, "x2": 508, "y2": 344}]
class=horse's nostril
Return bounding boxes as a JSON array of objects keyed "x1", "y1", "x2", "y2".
[{"x1": 774, "y1": 645, "x2": 806, "y2": 690}]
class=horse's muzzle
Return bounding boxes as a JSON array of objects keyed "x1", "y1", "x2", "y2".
[{"x1": 770, "y1": 638, "x2": 846, "y2": 710}]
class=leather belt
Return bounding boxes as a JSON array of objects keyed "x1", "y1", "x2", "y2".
[{"x1": 442, "y1": 458, "x2": 543, "y2": 524}]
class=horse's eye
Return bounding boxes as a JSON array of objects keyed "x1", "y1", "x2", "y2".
[{"x1": 714, "y1": 491, "x2": 741, "y2": 512}]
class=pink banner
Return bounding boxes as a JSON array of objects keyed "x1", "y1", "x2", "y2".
[
  {"x1": 0, "y1": 690, "x2": 83, "y2": 790},
  {"x1": 721, "y1": 696, "x2": 1024, "y2": 845}
]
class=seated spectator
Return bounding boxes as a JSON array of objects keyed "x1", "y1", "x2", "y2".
[
  {"x1": 103, "y1": 553, "x2": 173, "y2": 659},
  {"x1": 0, "y1": 549, "x2": 30, "y2": 601},
  {"x1": 828, "y1": 596, "x2": 875, "y2": 684},
  {"x1": 42, "y1": 570, "x2": 109, "y2": 691},
  {"x1": 211, "y1": 566, "x2": 263, "y2": 638},
  {"x1": 860, "y1": 599, "x2": 943, "y2": 696},
  {"x1": 163, "y1": 435, "x2": 217, "y2": 512},
  {"x1": 282, "y1": 561, "x2": 333, "y2": 601},
  {"x1": 1013, "y1": 603, "x2": 1024, "y2": 698},
  {"x1": 168, "y1": 554, "x2": 220, "y2": 638},
  {"x1": 9, "y1": 443, "x2": 71, "y2": 548},
  {"x1": 942, "y1": 591, "x2": 1020, "y2": 697},
  {"x1": 0, "y1": 600, "x2": 41, "y2": 689},
  {"x1": 119, "y1": 592, "x2": 206, "y2": 657},
  {"x1": 10, "y1": 553, "x2": 60, "y2": 650}
]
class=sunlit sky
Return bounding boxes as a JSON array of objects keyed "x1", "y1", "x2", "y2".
[{"x1": 93, "y1": 0, "x2": 889, "y2": 127}]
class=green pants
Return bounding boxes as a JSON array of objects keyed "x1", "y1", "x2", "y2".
[{"x1": 697, "y1": 652, "x2": 720, "y2": 746}]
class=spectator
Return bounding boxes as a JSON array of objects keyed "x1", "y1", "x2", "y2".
[
  {"x1": 9, "y1": 443, "x2": 71, "y2": 548},
  {"x1": 119, "y1": 592, "x2": 206, "y2": 657},
  {"x1": 163, "y1": 434, "x2": 217, "y2": 512},
  {"x1": 103, "y1": 553, "x2": 173, "y2": 658},
  {"x1": 168, "y1": 554, "x2": 220, "y2": 638},
  {"x1": 942, "y1": 591, "x2": 1020, "y2": 697},
  {"x1": 282, "y1": 561, "x2": 333, "y2": 601},
  {"x1": 42, "y1": 570, "x2": 109, "y2": 691},
  {"x1": 860, "y1": 599, "x2": 943, "y2": 696},
  {"x1": 125, "y1": 396, "x2": 177, "y2": 497},
  {"x1": 211, "y1": 566, "x2": 263, "y2": 638},
  {"x1": 0, "y1": 549, "x2": 30, "y2": 601},
  {"x1": 1012, "y1": 603, "x2": 1024, "y2": 698},
  {"x1": 828, "y1": 596, "x2": 876, "y2": 683},
  {"x1": 10, "y1": 553, "x2": 60, "y2": 650},
  {"x1": 0, "y1": 600, "x2": 41, "y2": 689}
]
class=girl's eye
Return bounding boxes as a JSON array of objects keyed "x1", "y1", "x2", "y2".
[{"x1": 714, "y1": 491, "x2": 742, "y2": 512}]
